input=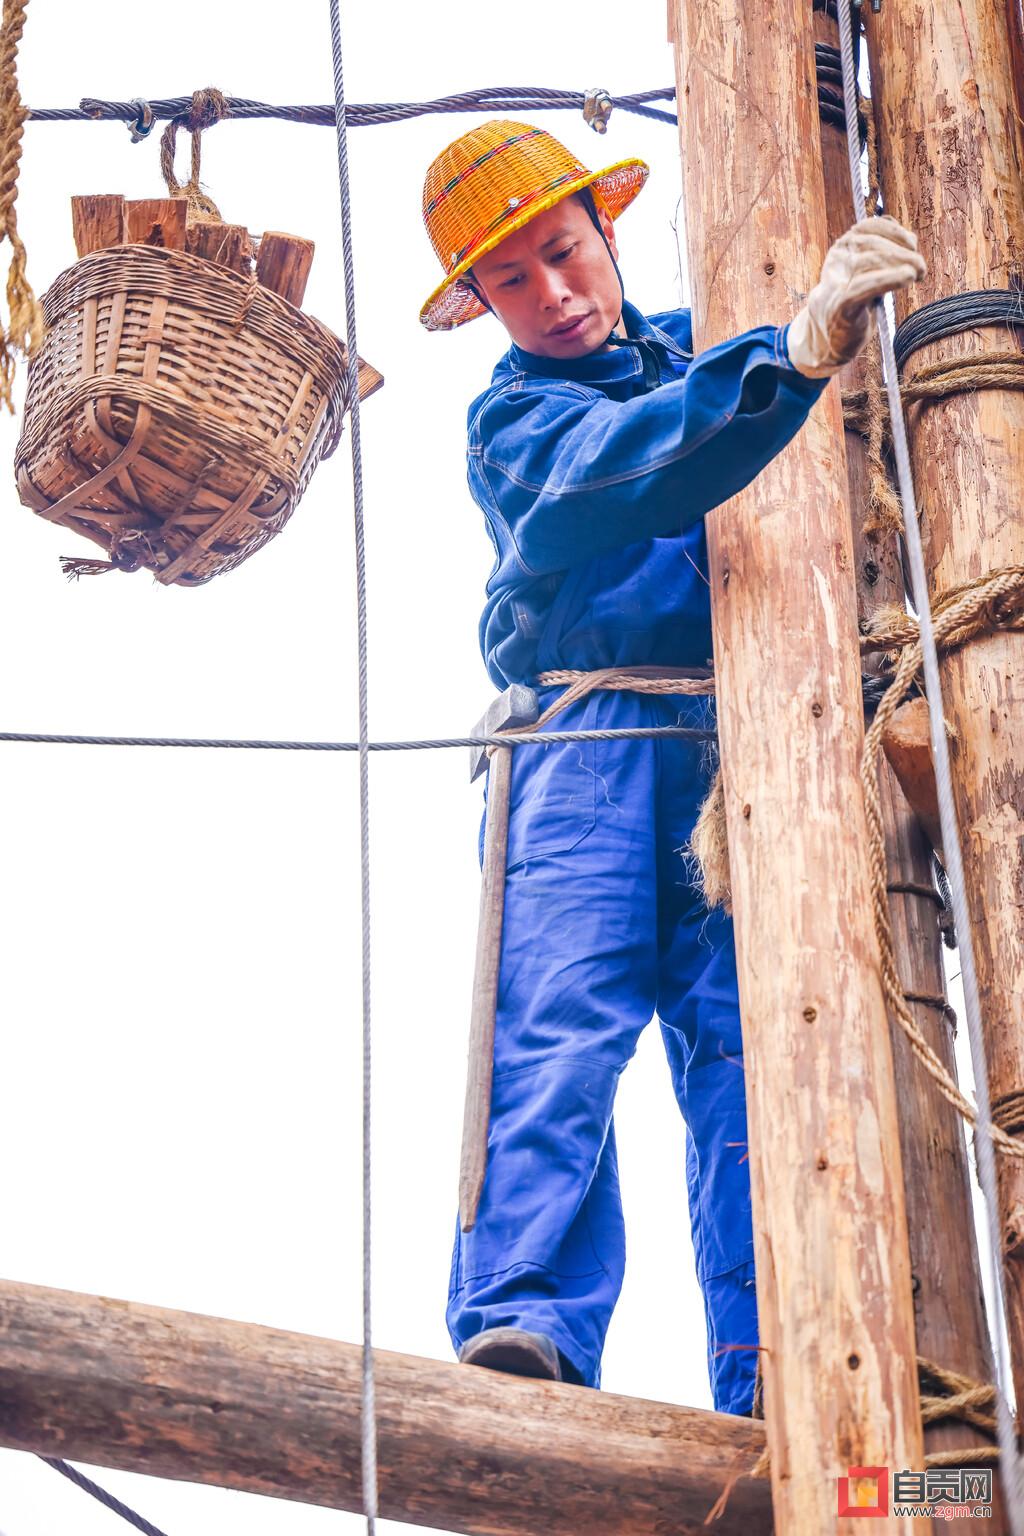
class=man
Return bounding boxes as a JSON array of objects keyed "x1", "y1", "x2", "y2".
[{"x1": 420, "y1": 119, "x2": 924, "y2": 1414}]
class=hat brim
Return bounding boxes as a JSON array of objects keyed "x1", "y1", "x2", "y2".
[{"x1": 419, "y1": 157, "x2": 649, "y2": 332}]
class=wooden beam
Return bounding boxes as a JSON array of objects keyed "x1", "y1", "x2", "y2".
[
  {"x1": 864, "y1": 0, "x2": 1024, "y2": 1415},
  {"x1": 0, "y1": 1278, "x2": 772, "y2": 1535},
  {"x1": 881, "y1": 699, "x2": 942, "y2": 856},
  {"x1": 668, "y1": 2, "x2": 924, "y2": 1529}
]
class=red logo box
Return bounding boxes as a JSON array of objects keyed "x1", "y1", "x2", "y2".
[{"x1": 837, "y1": 1466, "x2": 890, "y2": 1518}]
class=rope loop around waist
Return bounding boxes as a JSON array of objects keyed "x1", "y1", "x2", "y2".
[{"x1": 485, "y1": 665, "x2": 716, "y2": 758}]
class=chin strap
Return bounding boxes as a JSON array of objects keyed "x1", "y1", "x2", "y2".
[{"x1": 579, "y1": 187, "x2": 627, "y2": 345}]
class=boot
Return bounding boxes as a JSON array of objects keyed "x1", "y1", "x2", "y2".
[{"x1": 458, "y1": 1327, "x2": 562, "y2": 1381}]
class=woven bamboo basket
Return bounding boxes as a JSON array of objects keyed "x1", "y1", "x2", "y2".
[{"x1": 15, "y1": 243, "x2": 377, "y2": 585}]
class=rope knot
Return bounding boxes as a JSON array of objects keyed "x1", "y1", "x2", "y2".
[
  {"x1": 182, "y1": 86, "x2": 229, "y2": 134},
  {"x1": 159, "y1": 87, "x2": 228, "y2": 225}
]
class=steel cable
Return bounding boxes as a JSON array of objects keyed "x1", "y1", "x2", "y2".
[
  {"x1": 836, "y1": 4, "x2": 1024, "y2": 1523},
  {"x1": 0, "y1": 725, "x2": 716, "y2": 751},
  {"x1": 327, "y1": 3, "x2": 377, "y2": 1529},
  {"x1": 39, "y1": 1459, "x2": 169, "y2": 1536},
  {"x1": 26, "y1": 86, "x2": 678, "y2": 129}
]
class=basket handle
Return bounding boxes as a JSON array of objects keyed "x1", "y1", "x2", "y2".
[{"x1": 159, "y1": 88, "x2": 228, "y2": 225}]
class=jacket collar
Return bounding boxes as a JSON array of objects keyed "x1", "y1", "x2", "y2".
[{"x1": 500, "y1": 300, "x2": 689, "y2": 386}]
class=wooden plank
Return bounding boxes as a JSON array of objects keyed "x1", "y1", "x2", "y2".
[
  {"x1": 355, "y1": 355, "x2": 384, "y2": 402},
  {"x1": 256, "y1": 230, "x2": 315, "y2": 307},
  {"x1": 125, "y1": 198, "x2": 187, "y2": 250},
  {"x1": 880, "y1": 699, "x2": 942, "y2": 856},
  {"x1": 186, "y1": 221, "x2": 255, "y2": 277},
  {"x1": 71, "y1": 194, "x2": 126, "y2": 256},
  {"x1": 668, "y1": 3, "x2": 924, "y2": 1529},
  {"x1": 0, "y1": 1278, "x2": 772, "y2": 1535},
  {"x1": 865, "y1": 0, "x2": 1024, "y2": 1416}
]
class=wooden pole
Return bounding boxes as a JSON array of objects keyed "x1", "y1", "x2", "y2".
[
  {"x1": 863, "y1": 0, "x2": 1024, "y2": 1415},
  {"x1": 460, "y1": 744, "x2": 511, "y2": 1231},
  {"x1": 668, "y1": 3, "x2": 924, "y2": 1528},
  {"x1": 0, "y1": 1278, "x2": 773, "y2": 1536},
  {"x1": 814, "y1": 8, "x2": 1003, "y2": 1493}
]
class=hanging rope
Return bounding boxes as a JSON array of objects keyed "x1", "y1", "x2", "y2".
[
  {"x1": 158, "y1": 86, "x2": 227, "y2": 223},
  {"x1": 0, "y1": 0, "x2": 42, "y2": 409},
  {"x1": 835, "y1": 3, "x2": 1024, "y2": 1524}
]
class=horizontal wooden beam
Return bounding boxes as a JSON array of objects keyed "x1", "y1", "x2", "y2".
[{"x1": 0, "y1": 1278, "x2": 770, "y2": 1535}]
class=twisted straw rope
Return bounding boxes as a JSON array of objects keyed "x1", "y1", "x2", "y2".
[
  {"x1": 842, "y1": 350, "x2": 1024, "y2": 539},
  {"x1": 0, "y1": 0, "x2": 42, "y2": 409},
  {"x1": 862, "y1": 565, "x2": 1024, "y2": 1160},
  {"x1": 561, "y1": 584, "x2": 1024, "y2": 1165},
  {"x1": 158, "y1": 87, "x2": 228, "y2": 224},
  {"x1": 734, "y1": 1354, "x2": 1002, "y2": 1495}
]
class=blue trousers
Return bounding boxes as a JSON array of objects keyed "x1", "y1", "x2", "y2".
[{"x1": 447, "y1": 689, "x2": 758, "y2": 1414}]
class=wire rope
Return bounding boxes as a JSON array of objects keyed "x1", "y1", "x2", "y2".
[
  {"x1": 26, "y1": 86, "x2": 678, "y2": 129},
  {"x1": 39, "y1": 1459, "x2": 169, "y2": 1536},
  {"x1": 0, "y1": 725, "x2": 716, "y2": 751},
  {"x1": 327, "y1": 3, "x2": 377, "y2": 1528},
  {"x1": 836, "y1": 4, "x2": 1024, "y2": 1524}
]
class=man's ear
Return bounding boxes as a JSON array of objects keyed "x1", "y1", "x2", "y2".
[{"x1": 598, "y1": 205, "x2": 619, "y2": 262}]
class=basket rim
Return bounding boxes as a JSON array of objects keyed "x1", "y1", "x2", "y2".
[{"x1": 39, "y1": 242, "x2": 349, "y2": 369}]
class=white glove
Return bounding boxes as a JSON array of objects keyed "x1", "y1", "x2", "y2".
[{"x1": 786, "y1": 215, "x2": 927, "y2": 379}]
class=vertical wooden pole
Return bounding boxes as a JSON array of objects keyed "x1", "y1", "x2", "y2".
[
  {"x1": 864, "y1": 0, "x2": 1024, "y2": 1416},
  {"x1": 1008, "y1": 0, "x2": 1024, "y2": 132},
  {"x1": 814, "y1": 8, "x2": 1002, "y2": 1495},
  {"x1": 668, "y1": 3, "x2": 924, "y2": 1528}
]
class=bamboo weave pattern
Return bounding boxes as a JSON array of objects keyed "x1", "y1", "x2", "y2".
[{"x1": 14, "y1": 244, "x2": 361, "y2": 584}]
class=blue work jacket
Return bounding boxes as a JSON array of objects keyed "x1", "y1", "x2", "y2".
[{"x1": 468, "y1": 300, "x2": 829, "y2": 689}]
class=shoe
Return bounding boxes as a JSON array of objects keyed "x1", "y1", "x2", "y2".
[{"x1": 458, "y1": 1326, "x2": 562, "y2": 1381}]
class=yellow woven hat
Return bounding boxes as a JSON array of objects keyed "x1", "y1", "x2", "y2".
[{"x1": 420, "y1": 118, "x2": 648, "y2": 332}]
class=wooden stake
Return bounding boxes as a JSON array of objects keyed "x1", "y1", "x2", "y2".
[
  {"x1": 124, "y1": 199, "x2": 188, "y2": 250},
  {"x1": 256, "y1": 231, "x2": 315, "y2": 307},
  {"x1": 186, "y1": 221, "x2": 254, "y2": 277},
  {"x1": 0, "y1": 1278, "x2": 772, "y2": 1535},
  {"x1": 669, "y1": 3, "x2": 924, "y2": 1528},
  {"x1": 865, "y1": 0, "x2": 1024, "y2": 1416},
  {"x1": 71, "y1": 194, "x2": 125, "y2": 256}
]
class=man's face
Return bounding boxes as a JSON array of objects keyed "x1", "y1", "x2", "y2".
[{"x1": 470, "y1": 196, "x2": 622, "y2": 358}]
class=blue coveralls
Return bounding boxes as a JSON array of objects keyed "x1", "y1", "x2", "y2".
[{"x1": 447, "y1": 301, "x2": 827, "y2": 1412}]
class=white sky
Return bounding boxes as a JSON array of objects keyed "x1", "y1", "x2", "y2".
[
  {"x1": 0, "y1": 4, "x2": 990, "y2": 1534},
  {"x1": 0, "y1": 3, "x2": 714, "y2": 1533}
]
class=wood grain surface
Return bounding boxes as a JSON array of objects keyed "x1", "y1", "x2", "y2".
[
  {"x1": 865, "y1": 0, "x2": 1024, "y2": 1418},
  {"x1": 0, "y1": 1277, "x2": 772, "y2": 1536},
  {"x1": 669, "y1": 2, "x2": 925, "y2": 1528}
]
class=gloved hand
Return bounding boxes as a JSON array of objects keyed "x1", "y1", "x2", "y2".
[{"x1": 786, "y1": 215, "x2": 926, "y2": 379}]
